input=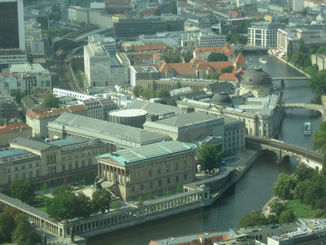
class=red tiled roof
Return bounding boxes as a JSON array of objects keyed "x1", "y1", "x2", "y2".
[
  {"x1": 193, "y1": 43, "x2": 235, "y2": 58},
  {"x1": 26, "y1": 104, "x2": 86, "y2": 120},
  {"x1": 205, "y1": 61, "x2": 234, "y2": 72},
  {"x1": 159, "y1": 62, "x2": 196, "y2": 75},
  {"x1": 219, "y1": 72, "x2": 237, "y2": 81},
  {"x1": 234, "y1": 52, "x2": 246, "y2": 65},
  {"x1": 0, "y1": 122, "x2": 31, "y2": 134}
]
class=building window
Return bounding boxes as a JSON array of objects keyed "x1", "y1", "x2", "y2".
[
  {"x1": 141, "y1": 184, "x2": 144, "y2": 190},
  {"x1": 36, "y1": 170, "x2": 39, "y2": 177},
  {"x1": 62, "y1": 164, "x2": 65, "y2": 172},
  {"x1": 149, "y1": 170, "x2": 152, "y2": 176},
  {"x1": 158, "y1": 180, "x2": 162, "y2": 187},
  {"x1": 150, "y1": 182, "x2": 153, "y2": 188},
  {"x1": 158, "y1": 169, "x2": 161, "y2": 175},
  {"x1": 167, "y1": 177, "x2": 170, "y2": 184},
  {"x1": 22, "y1": 172, "x2": 26, "y2": 180},
  {"x1": 88, "y1": 159, "x2": 91, "y2": 166},
  {"x1": 132, "y1": 186, "x2": 135, "y2": 193},
  {"x1": 176, "y1": 176, "x2": 179, "y2": 183},
  {"x1": 7, "y1": 175, "x2": 11, "y2": 184},
  {"x1": 184, "y1": 173, "x2": 188, "y2": 180},
  {"x1": 29, "y1": 171, "x2": 32, "y2": 179}
]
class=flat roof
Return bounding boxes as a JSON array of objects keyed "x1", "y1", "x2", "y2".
[
  {"x1": 109, "y1": 109, "x2": 147, "y2": 117},
  {"x1": 0, "y1": 149, "x2": 28, "y2": 159},
  {"x1": 98, "y1": 140, "x2": 196, "y2": 166}
]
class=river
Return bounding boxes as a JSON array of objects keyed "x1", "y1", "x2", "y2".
[{"x1": 88, "y1": 53, "x2": 322, "y2": 245}]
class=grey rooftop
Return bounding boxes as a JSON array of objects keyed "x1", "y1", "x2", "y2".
[
  {"x1": 127, "y1": 100, "x2": 182, "y2": 117},
  {"x1": 97, "y1": 140, "x2": 196, "y2": 166}
]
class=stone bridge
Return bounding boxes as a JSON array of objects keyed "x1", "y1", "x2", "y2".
[
  {"x1": 246, "y1": 136, "x2": 323, "y2": 169},
  {"x1": 271, "y1": 77, "x2": 308, "y2": 80},
  {"x1": 284, "y1": 103, "x2": 325, "y2": 117}
]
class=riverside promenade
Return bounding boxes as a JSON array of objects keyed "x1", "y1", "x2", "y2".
[
  {"x1": 0, "y1": 151, "x2": 259, "y2": 242},
  {"x1": 268, "y1": 50, "x2": 311, "y2": 79}
]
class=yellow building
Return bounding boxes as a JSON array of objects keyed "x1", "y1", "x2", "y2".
[{"x1": 97, "y1": 141, "x2": 197, "y2": 201}]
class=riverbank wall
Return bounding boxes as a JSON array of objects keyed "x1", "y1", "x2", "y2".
[
  {"x1": 0, "y1": 151, "x2": 260, "y2": 241},
  {"x1": 268, "y1": 50, "x2": 311, "y2": 79}
]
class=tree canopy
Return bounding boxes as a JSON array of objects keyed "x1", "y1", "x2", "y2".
[
  {"x1": 279, "y1": 210, "x2": 295, "y2": 223},
  {"x1": 42, "y1": 93, "x2": 60, "y2": 108},
  {"x1": 0, "y1": 213, "x2": 15, "y2": 242},
  {"x1": 273, "y1": 173, "x2": 297, "y2": 200},
  {"x1": 313, "y1": 121, "x2": 326, "y2": 153},
  {"x1": 310, "y1": 70, "x2": 326, "y2": 95},
  {"x1": 238, "y1": 212, "x2": 268, "y2": 227},
  {"x1": 10, "y1": 180, "x2": 34, "y2": 204},
  {"x1": 92, "y1": 189, "x2": 112, "y2": 214},
  {"x1": 207, "y1": 52, "x2": 228, "y2": 62},
  {"x1": 184, "y1": 50, "x2": 193, "y2": 63},
  {"x1": 197, "y1": 144, "x2": 222, "y2": 171},
  {"x1": 11, "y1": 217, "x2": 41, "y2": 245},
  {"x1": 161, "y1": 53, "x2": 182, "y2": 63}
]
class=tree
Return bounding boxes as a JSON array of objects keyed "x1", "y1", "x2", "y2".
[
  {"x1": 207, "y1": 52, "x2": 227, "y2": 62},
  {"x1": 238, "y1": 212, "x2": 268, "y2": 227},
  {"x1": 47, "y1": 191, "x2": 80, "y2": 219},
  {"x1": 92, "y1": 189, "x2": 111, "y2": 214},
  {"x1": 204, "y1": 72, "x2": 221, "y2": 80},
  {"x1": 142, "y1": 88, "x2": 155, "y2": 99},
  {"x1": 269, "y1": 199, "x2": 286, "y2": 216},
  {"x1": 293, "y1": 181, "x2": 310, "y2": 202},
  {"x1": 76, "y1": 193, "x2": 92, "y2": 218},
  {"x1": 133, "y1": 85, "x2": 144, "y2": 97},
  {"x1": 313, "y1": 121, "x2": 326, "y2": 152},
  {"x1": 294, "y1": 167, "x2": 315, "y2": 182},
  {"x1": 157, "y1": 89, "x2": 170, "y2": 98},
  {"x1": 184, "y1": 50, "x2": 193, "y2": 62},
  {"x1": 197, "y1": 144, "x2": 222, "y2": 171},
  {"x1": 175, "y1": 81, "x2": 182, "y2": 89},
  {"x1": 42, "y1": 93, "x2": 60, "y2": 108},
  {"x1": 0, "y1": 213, "x2": 15, "y2": 242},
  {"x1": 279, "y1": 210, "x2": 295, "y2": 223},
  {"x1": 221, "y1": 66, "x2": 234, "y2": 74},
  {"x1": 273, "y1": 173, "x2": 296, "y2": 200},
  {"x1": 11, "y1": 218, "x2": 41, "y2": 245},
  {"x1": 311, "y1": 209, "x2": 326, "y2": 218},
  {"x1": 10, "y1": 180, "x2": 34, "y2": 204},
  {"x1": 161, "y1": 54, "x2": 182, "y2": 63},
  {"x1": 317, "y1": 46, "x2": 326, "y2": 54},
  {"x1": 168, "y1": 0, "x2": 177, "y2": 14}
]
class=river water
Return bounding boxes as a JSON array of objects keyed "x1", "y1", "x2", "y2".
[{"x1": 89, "y1": 53, "x2": 322, "y2": 245}]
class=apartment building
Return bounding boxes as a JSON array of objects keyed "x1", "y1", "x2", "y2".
[{"x1": 248, "y1": 22, "x2": 284, "y2": 47}]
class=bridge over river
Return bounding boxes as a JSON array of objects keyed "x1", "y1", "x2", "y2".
[
  {"x1": 284, "y1": 103, "x2": 325, "y2": 118},
  {"x1": 271, "y1": 76, "x2": 309, "y2": 80},
  {"x1": 246, "y1": 136, "x2": 323, "y2": 169}
]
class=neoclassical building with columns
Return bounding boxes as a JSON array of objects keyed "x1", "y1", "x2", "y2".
[{"x1": 97, "y1": 141, "x2": 197, "y2": 201}]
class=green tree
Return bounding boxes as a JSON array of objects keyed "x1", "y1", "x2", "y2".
[
  {"x1": 269, "y1": 199, "x2": 286, "y2": 216},
  {"x1": 313, "y1": 121, "x2": 326, "y2": 152},
  {"x1": 10, "y1": 180, "x2": 34, "y2": 204},
  {"x1": 0, "y1": 213, "x2": 15, "y2": 242},
  {"x1": 76, "y1": 193, "x2": 92, "y2": 218},
  {"x1": 10, "y1": 91, "x2": 25, "y2": 104},
  {"x1": 42, "y1": 93, "x2": 60, "y2": 108},
  {"x1": 287, "y1": 41, "x2": 294, "y2": 59},
  {"x1": 197, "y1": 144, "x2": 222, "y2": 171},
  {"x1": 133, "y1": 85, "x2": 144, "y2": 97},
  {"x1": 221, "y1": 66, "x2": 233, "y2": 74},
  {"x1": 204, "y1": 72, "x2": 222, "y2": 80},
  {"x1": 184, "y1": 50, "x2": 193, "y2": 62},
  {"x1": 168, "y1": 0, "x2": 177, "y2": 14},
  {"x1": 311, "y1": 209, "x2": 326, "y2": 218},
  {"x1": 207, "y1": 52, "x2": 228, "y2": 62},
  {"x1": 142, "y1": 88, "x2": 155, "y2": 99},
  {"x1": 293, "y1": 181, "x2": 310, "y2": 202},
  {"x1": 175, "y1": 81, "x2": 182, "y2": 89},
  {"x1": 92, "y1": 189, "x2": 111, "y2": 214},
  {"x1": 47, "y1": 191, "x2": 80, "y2": 219},
  {"x1": 317, "y1": 46, "x2": 326, "y2": 54},
  {"x1": 310, "y1": 70, "x2": 326, "y2": 95},
  {"x1": 238, "y1": 212, "x2": 268, "y2": 227},
  {"x1": 11, "y1": 218, "x2": 41, "y2": 245},
  {"x1": 161, "y1": 54, "x2": 182, "y2": 63},
  {"x1": 157, "y1": 89, "x2": 170, "y2": 98},
  {"x1": 294, "y1": 167, "x2": 315, "y2": 182},
  {"x1": 279, "y1": 210, "x2": 295, "y2": 223},
  {"x1": 273, "y1": 173, "x2": 296, "y2": 200}
]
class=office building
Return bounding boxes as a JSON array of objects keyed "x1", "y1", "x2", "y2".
[
  {"x1": 248, "y1": 22, "x2": 284, "y2": 47},
  {"x1": 0, "y1": 0, "x2": 25, "y2": 50}
]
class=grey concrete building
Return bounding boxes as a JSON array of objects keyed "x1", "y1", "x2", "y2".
[
  {"x1": 48, "y1": 112, "x2": 171, "y2": 148},
  {"x1": 248, "y1": 22, "x2": 284, "y2": 47},
  {"x1": 143, "y1": 111, "x2": 225, "y2": 145},
  {"x1": 126, "y1": 100, "x2": 182, "y2": 121}
]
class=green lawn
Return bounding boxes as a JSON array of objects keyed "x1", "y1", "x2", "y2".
[{"x1": 285, "y1": 200, "x2": 314, "y2": 219}]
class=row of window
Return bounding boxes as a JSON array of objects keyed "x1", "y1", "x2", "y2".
[
  {"x1": 7, "y1": 169, "x2": 40, "y2": 184},
  {"x1": 131, "y1": 174, "x2": 188, "y2": 193},
  {"x1": 6, "y1": 161, "x2": 40, "y2": 174}
]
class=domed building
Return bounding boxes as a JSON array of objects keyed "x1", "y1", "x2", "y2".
[
  {"x1": 211, "y1": 93, "x2": 232, "y2": 107},
  {"x1": 240, "y1": 68, "x2": 273, "y2": 97}
]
